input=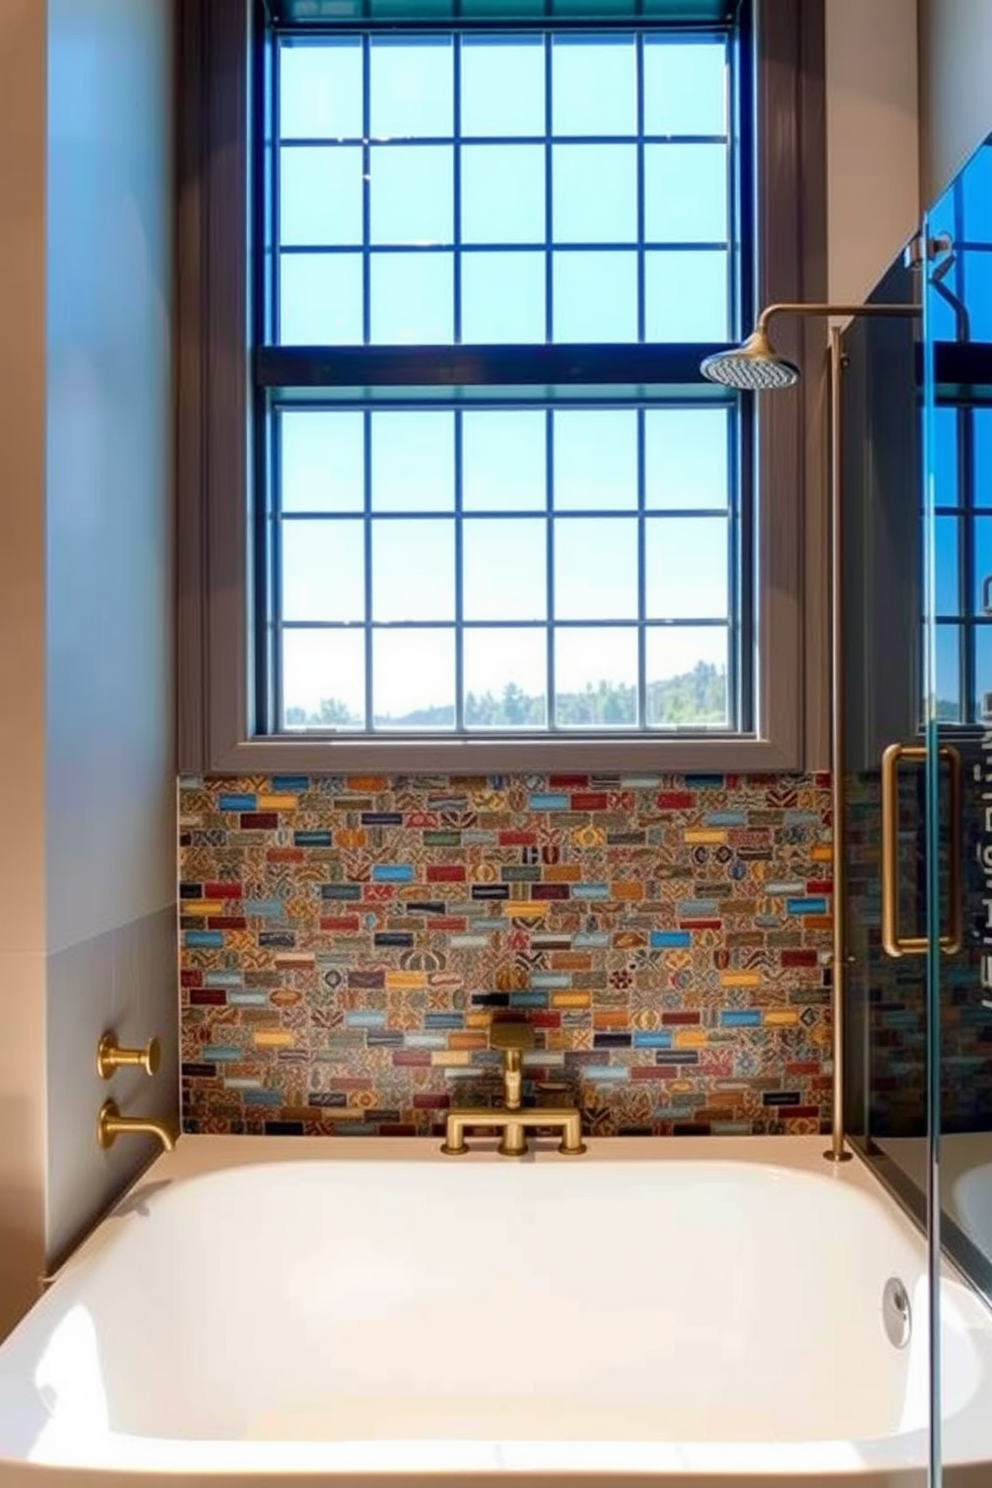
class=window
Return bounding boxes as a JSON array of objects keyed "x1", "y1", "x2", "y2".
[{"x1": 177, "y1": 0, "x2": 827, "y2": 773}]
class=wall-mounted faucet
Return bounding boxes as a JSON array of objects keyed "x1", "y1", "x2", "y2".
[
  {"x1": 441, "y1": 1018, "x2": 586, "y2": 1158},
  {"x1": 97, "y1": 1099, "x2": 175, "y2": 1153}
]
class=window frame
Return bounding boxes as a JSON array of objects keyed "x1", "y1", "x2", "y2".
[{"x1": 177, "y1": 0, "x2": 828, "y2": 774}]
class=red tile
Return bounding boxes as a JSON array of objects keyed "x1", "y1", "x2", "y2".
[
  {"x1": 181, "y1": 969, "x2": 203, "y2": 988},
  {"x1": 413, "y1": 1093, "x2": 451, "y2": 1109},
  {"x1": 427, "y1": 865, "x2": 466, "y2": 882},
  {"x1": 267, "y1": 848, "x2": 304, "y2": 863},
  {"x1": 189, "y1": 989, "x2": 226, "y2": 1006},
  {"x1": 208, "y1": 916, "x2": 247, "y2": 930},
  {"x1": 780, "y1": 949, "x2": 818, "y2": 967},
  {"x1": 570, "y1": 792, "x2": 608, "y2": 811},
  {"x1": 806, "y1": 880, "x2": 832, "y2": 894},
  {"x1": 393, "y1": 1051, "x2": 432, "y2": 1067},
  {"x1": 241, "y1": 812, "x2": 279, "y2": 828},
  {"x1": 662, "y1": 1011, "x2": 700, "y2": 1025},
  {"x1": 656, "y1": 791, "x2": 694, "y2": 809},
  {"x1": 499, "y1": 830, "x2": 537, "y2": 846},
  {"x1": 206, "y1": 882, "x2": 243, "y2": 900},
  {"x1": 549, "y1": 774, "x2": 589, "y2": 788},
  {"x1": 320, "y1": 916, "x2": 361, "y2": 931},
  {"x1": 427, "y1": 917, "x2": 467, "y2": 931}
]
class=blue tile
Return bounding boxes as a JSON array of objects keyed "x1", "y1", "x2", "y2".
[
  {"x1": 228, "y1": 991, "x2": 269, "y2": 1007},
  {"x1": 218, "y1": 793, "x2": 257, "y2": 811},
  {"x1": 204, "y1": 971, "x2": 244, "y2": 988},
  {"x1": 703, "y1": 812, "x2": 746, "y2": 827},
  {"x1": 244, "y1": 899, "x2": 286, "y2": 919},
  {"x1": 424, "y1": 1012, "x2": 464, "y2": 1029},
  {"x1": 584, "y1": 1066, "x2": 627, "y2": 1082},
  {"x1": 573, "y1": 884, "x2": 609, "y2": 899},
  {"x1": 633, "y1": 1030, "x2": 674, "y2": 1048},
  {"x1": 573, "y1": 932, "x2": 610, "y2": 947},
  {"x1": 508, "y1": 991, "x2": 550, "y2": 1008},
  {"x1": 786, "y1": 897, "x2": 828, "y2": 915},
  {"x1": 294, "y1": 831, "x2": 333, "y2": 847},
  {"x1": 244, "y1": 1089, "x2": 284, "y2": 1107},
  {"x1": 650, "y1": 930, "x2": 691, "y2": 948},
  {"x1": 184, "y1": 930, "x2": 225, "y2": 948},
  {"x1": 529, "y1": 973, "x2": 571, "y2": 988},
  {"x1": 202, "y1": 1045, "x2": 243, "y2": 1062},
  {"x1": 372, "y1": 865, "x2": 414, "y2": 883},
  {"x1": 677, "y1": 900, "x2": 719, "y2": 918},
  {"x1": 684, "y1": 774, "x2": 724, "y2": 787},
  {"x1": 321, "y1": 884, "x2": 362, "y2": 900},
  {"x1": 528, "y1": 793, "x2": 570, "y2": 810},
  {"x1": 345, "y1": 1011, "x2": 387, "y2": 1029},
  {"x1": 271, "y1": 775, "x2": 310, "y2": 792},
  {"x1": 720, "y1": 1009, "x2": 762, "y2": 1027}
]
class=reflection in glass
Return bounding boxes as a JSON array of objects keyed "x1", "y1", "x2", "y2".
[
  {"x1": 464, "y1": 629, "x2": 548, "y2": 727},
  {"x1": 645, "y1": 409, "x2": 729, "y2": 509},
  {"x1": 934, "y1": 515, "x2": 960, "y2": 615},
  {"x1": 646, "y1": 516, "x2": 728, "y2": 619},
  {"x1": 554, "y1": 517, "x2": 638, "y2": 619},
  {"x1": 370, "y1": 38, "x2": 453, "y2": 138},
  {"x1": 282, "y1": 628, "x2": 365, "y2": 730},
  {"x1": 645, "y1": 250, "x2": 728, "y2": 341},
  {"x1": 280, "y1": 41, "x2": 363, "y2": 140},
  {"x1": 461, "y1": 36, "x2": 545, "y2": 137},
  {"x1": 461, "y1": 253, "x2": 546, "y2": 341},
  {"x1": 553, "y1": 251, "x2": 637, "y2": 341},
  {"x1": 553, "y1": 146, "x2": 637, "y2": 243},
  {"x1": 280, "y1": 147, "x2": 363, "y2": 247},
  {"x1": 370, "y1": 253, "x2": 453, "y2": 342},
  {"x1": 463, "y1": 519, "x2": 546, "y2": 620},
  {"x1": 462, "y1": 145, "x2": 545, "y2": 244},
  {"x1": 974, "y1": 517, "x2": 992, "y2": 614},
  {"x1": 646, "y1": 626, "x2": 728, "y2": 726},
  {"x1": 552, "y1": 37, "x2": 636, "y2": 136},
  {"x1": 974, "y1": 627, "x2": 992, "y2": 722},
  {"x1": 374, "y1": 629, "x2": 455, "y2": 726},
  {"x1": 643, "y1": 38, "x2": 726, "y2": 137},
  {"x1": 370, "y1": 146, "x2": 453, "y2": 244},
  {"x1": 554, "y1": 627, "x2": 638, "y2": 727},
  {"x1": 371, "y1": 413, "x2": 453, "y2": 511},
  {"x1": 281, "y1": 412, "x2": 365, "y2": 513},
  {"x1": 279, "y1": 254, "x2": 363, "y2": 344},
  {"x1": 282, "y1": 520, "x2": 365, "y2": 622},
  {"x1": 934, "y1": 623, "x2": 961, "y2": 721},
  {"x1": 644, "y1": 144, "x2": 727, "y2": 244},
  {"x1": 462, "y1": 411, "x2": 546, "y2": 511},
  {"x1": 975, "y1": 410, "x2": 992, "y2": 506},
  {"x1": 554, "y1": 410, "x2": 637, "y2": 509},
  {"x1": 372, "y1": 519, "x2": 455, "y2": 620}
]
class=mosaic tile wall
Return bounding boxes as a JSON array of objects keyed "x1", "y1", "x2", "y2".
[{"x1": 179, "y1": 772, "x2": 834, "y2": 1137}]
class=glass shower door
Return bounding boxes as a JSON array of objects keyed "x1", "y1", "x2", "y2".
[{"x1": 922, "y1": 132, "x2": 992, "y2": 1487}]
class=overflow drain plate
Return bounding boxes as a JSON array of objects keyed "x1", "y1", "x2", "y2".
[{"x1": 882, "y1": 1277, "x2": 912, "y2": 1349}]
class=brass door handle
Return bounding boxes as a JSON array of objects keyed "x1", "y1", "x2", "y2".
[
  {"x1": 880, "y1": 743, "x2": 962, "y2": 958},
  {"x1": 96, "y1": 1030, "x2": 161, "y2": 1079}
]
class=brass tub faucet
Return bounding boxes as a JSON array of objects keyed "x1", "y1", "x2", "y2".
[
  {"x1": 97, "y1": 1099, "x2": 176, "y2": 1153},
  {"x1": 441, "y1": 1018, "x2": 586, "y2": 1158}
]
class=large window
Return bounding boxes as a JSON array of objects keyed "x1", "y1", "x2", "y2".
[
  {"x1": 261, "y1": 27, "x2": 745, "y2": 739},
  {"x1": 177, "y1": 0, "x2": 826, "y2": 774}
]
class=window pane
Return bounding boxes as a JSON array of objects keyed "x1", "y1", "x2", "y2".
[
  {"x1": 461, "y1": 252, "x2": 546, "y2": 342},
  {"x1": 646, "y1": 517, "x2": 728, "y2": 619},
  {"x1": 934, "y1": 514, "x2": 959, "y2": 615},
  {"x1": 645, "y1": 250, "x2": 728, "y2": 342},
  {"x1": 976, "y1": 410, "x2": 992, "y2": 506},
  {"x1": 371, "y1": 412, "x2": 454, "y2": 511},
  {"x1": 463, "y1": 518, "x2": 547, "y2": 620},
  {"x1": 646, "y1": 627, "x2": 728, "y2": 727},
  {"x1": 934, "y1": 623, "x2": 961, "y2": 720},
  {"x1": 281, "y1": 412, "x2": 365, "y2": 513},
  {"x1": 555, "y1": 517, "x2": 637, "y2": 619},
  {"x1": 369, "y1": 38, "x2": 453, "y2": 138},
  {"x1": 554, "y1": 627, "x2": 638, "y2": 727},
  {"x1": 282, "y1": 629, "x2": 366, "y2": 730},
  {"x1": 462, "y1": 146, "x2": 545, "y2": 244},
  {"x1": 554, "y1": 410, "x2": 637, "y2": 509},
  {"x1": 974, "y1": 627, "x2": 992, "y2": 722},
  {"x1": 372, "y1": 519, "x2": 454, "y2": 620},
  {"x1": 461, "y1": 37, "x2": 545, "y2": 137},
  {"x1": 645, "y1": 409, "x2": 729, "y2": 510},
  {"x1": 553, "y1": 251, "x2": 637, "y2": 341},
  {"x1": 282, "y1": 520, "x2": 365, "y2": 622},
  {"x1": 280, "y1": 147, "x2": 363, "y2": 247},
  {"x1": 279, "y1": 254, "x2": 363, "y2": 344},
  {"x1": 370, "y1": 253, "x2": 453, "y2": 342},
  {"x1": 552, "y1": 36, "x2": 636, "y2": 137},
  {"x1": 370, "y1": 146, "x2": 453, "y2": 244},
  {"x1": 280, "y1": 41, "x2": 363, "y2": 141},
  {"x1": 974, "y1": 516, "x2": 992, "y2": 615},
  {"x1": 464, "y1": 629, "x2": 548, "y2": 727},
  {"x1": 643, "y1": 39, "x2": 727, "y2": 137},
  {"x1": 553, "y1": 145, "x2": 636, "y2": 243},
  {"x1": 462, "y1": 411, "x2": 546, "y2": 510},
  {"x1": 373, "y1": 629, "x2": 455, "y2": 726},
  {"x1": 645, "y1": 144, "x2": 727, "y2": 244}
]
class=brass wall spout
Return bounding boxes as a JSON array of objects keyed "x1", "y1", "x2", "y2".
[
  {"x1": 97, "y1": 1099, "x2": 176, "y2": 1153},
  {"x1": 441, "y1": 1019, "x2": 586, "y2": 1157}
]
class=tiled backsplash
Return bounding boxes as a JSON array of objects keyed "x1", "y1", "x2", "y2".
[{"x1": 179, "y1": 772, "x2": 833, "y2": 1136}]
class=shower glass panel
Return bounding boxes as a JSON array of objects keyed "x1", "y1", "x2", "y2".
[{"x1": 923, "y1": 132, "x2": 992, "y2": 1488}]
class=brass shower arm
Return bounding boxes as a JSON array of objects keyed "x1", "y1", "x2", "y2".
[{"x1": 755, "y1": 301, "x2": 920, "y2": 337}]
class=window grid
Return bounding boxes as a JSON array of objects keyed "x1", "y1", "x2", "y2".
[
  {"x1": 273, "y1": 403, "x2": 735, "y2": 733},
  {"x1": 275, "y1": 30, "x2": 733, "y2": 346},
  {"x1": 930, "y1": 400, "x2": 992, "y2": 723}
]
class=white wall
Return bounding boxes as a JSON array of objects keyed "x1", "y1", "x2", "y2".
[
  {"x1": 920, "y1": 0, "x2": 992, "y2": 202},
  {"x1": 826, "y1": 0, "x2": 920, "y2": 305}
]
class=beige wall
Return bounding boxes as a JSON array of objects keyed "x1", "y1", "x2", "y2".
[
  {"x1": 0, "y1": 0, "x2": 176, "y2": 1337},
  {"x1": 826, "y1": 0, "x2": 921, "y2": 305},
  {"x1": 0, "y1": 0, "x2": 51, "y2": 1344},
  {"x1": 920, "y1": 0, "x2": 992, "y2": 202}
]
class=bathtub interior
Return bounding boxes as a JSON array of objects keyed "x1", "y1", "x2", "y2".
[{"x1": 1, "y1": 1145, "x2": 979, "y2": 1464}]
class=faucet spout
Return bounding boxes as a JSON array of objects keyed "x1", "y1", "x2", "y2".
[{"x1": 97, "y1": 1099, "x2": 176, "y2": 1153}]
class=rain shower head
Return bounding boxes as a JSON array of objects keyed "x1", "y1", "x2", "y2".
[{"x1": 699, "y1": 325, "x2": 801, "y2": 391}]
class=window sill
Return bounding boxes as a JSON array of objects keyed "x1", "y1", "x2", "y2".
[{"x1": 204, "y1": 732, "x2": 801, "y2": 776}]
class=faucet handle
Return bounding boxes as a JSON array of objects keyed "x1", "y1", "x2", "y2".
[
  {"x1": 490, "y1": 1020, "x2": 536, "y2": 1053},
  {"x1": 97, "y1": 1030, "x2": 161, "y2": 1080}
]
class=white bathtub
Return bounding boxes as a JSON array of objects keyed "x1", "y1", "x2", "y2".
[{"x1": 1, "y1": 1135, "x2": 991, "y2": 1487}]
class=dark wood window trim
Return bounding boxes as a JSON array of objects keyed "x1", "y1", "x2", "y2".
[{"x1": 176, "y1": 0, "x2": 827, "y2": 775}]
